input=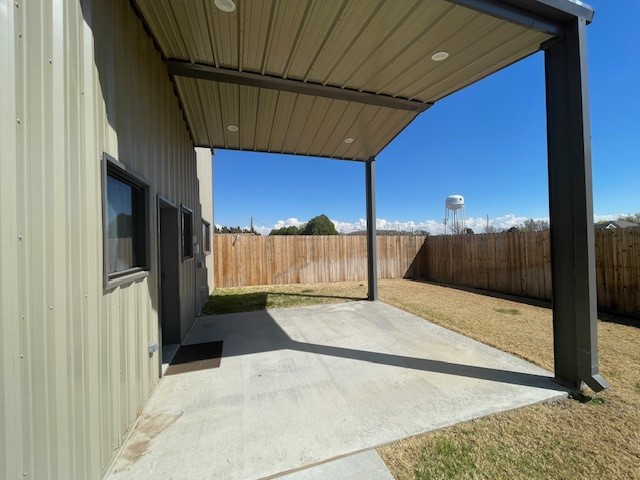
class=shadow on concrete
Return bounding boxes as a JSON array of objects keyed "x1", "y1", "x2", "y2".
[{"x1": 192, "y1": 307, "x2": 564, "y2": 391}]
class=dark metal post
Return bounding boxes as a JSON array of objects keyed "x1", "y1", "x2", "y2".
[
  {"x1": 543, "y1": 18, "x2": 608, "y2": 392},
  {"x1": 366, "y1": 157, "x2": 378, "y2": 301}
]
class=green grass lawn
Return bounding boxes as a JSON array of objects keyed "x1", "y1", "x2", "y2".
[{"x1": 201, "y1": 282, "x2": 367, "y2": 314}]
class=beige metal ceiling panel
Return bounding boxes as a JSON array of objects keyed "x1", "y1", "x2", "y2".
[
  {"x1": 400, "y1": 20, "x2": 528, "y2": 99},
  {"x1": 321, "y1": 1, "x2": 453, "y2": 89},
  {"x1": 218, "y1": 83, "x2": 241, "y2": 149},
  {"x1": 261, "y1": 1, "x2": 311, "y2": 76},
  {"x1": 280, "y1": 0, "x2": 347, "y2": 81},
  {"x1": 135, "y1": 0, "x2": 552, "y2": 159},
  {"x1": 174, "y1": 77, "x2": 417, "y2": 160},
  {"x1": 240, "y1": 1, "x2": 273, "y2": 72},
  {"x1": 135, "y1": 1, "x2": 189, "y2": 60},
  {"x1": 307, "y1": 100, "x2": 352, "y2": 154},
  {"x1": 350, "y1": 108, "x2": 416, "y2": 160},
  {"x1": 292, "y1": 96, "x2": 335, "y2": 154},
  {"x1": 417, "y1": 28, "x2": 549, "y2": 101},
  {"x1": 254, "y1": 88, "x2": 281, "y2": 150},
  {"x1": 167, "y1": 0, "x2": 214, "y2": 64},
  {"x1": 209, "y1": 2, "x2": 239, "y2": 68},
  {"x1": 175, "y1": 77, "x2": 209, "y2": 145},
  {"x1": 267, "y1": 92, "x2": 298, "y2": 150},
  {"x1": 238, "y1": 85, "x2": 260, "y2": 149},
  {"x1": 279, "y1": 94, "x2": 322, "y2": 153},
  {"x1": 356, "y1": 6, "x2": 483, "y2": 99},
  {"x1": 323, "y1": 102, "x2": 369, "y2": 156},
  {"x1": 299, "y1": 0, "x2": 385, "y2": 84}
]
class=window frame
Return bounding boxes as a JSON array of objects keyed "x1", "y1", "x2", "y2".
[
  {"x1": 181, "y1": 205, "x2": 194, "y2": 261},
  {"x1": 202, "y1": 220, "x2": 211, "y2": 255},
  {"x1": 102, "y1": 153, "x2": 151, "y2": 290}
]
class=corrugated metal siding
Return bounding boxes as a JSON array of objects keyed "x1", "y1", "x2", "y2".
[
  {"x1": 196, "y1": 148, "x2": 214, "y2": 305},
  {"x1": 1, "y1": 0, "x2": 207, "y2": 478},
  {"x1": 135, "y1": 0, "x2": 550, "y2": 158}
]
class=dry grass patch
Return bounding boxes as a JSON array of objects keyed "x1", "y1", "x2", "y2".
[{"x1": 377, "y1": 279, "x2": 640, "y2": 480}]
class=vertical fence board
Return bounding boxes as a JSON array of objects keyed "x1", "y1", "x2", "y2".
[{"x1": 417, "y1": 230, "x2": 637, "y2": 314}]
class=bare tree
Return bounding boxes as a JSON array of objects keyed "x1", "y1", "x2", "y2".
[
  {"x1": 617, "y1": 213, "x2": 640, "y2": 224},
  {"x1": 520, "y1": 218, "x2": 550, "y2": 232},
  {"x1": 449, "y1": 221, "x2": 466, "y2": 235}
]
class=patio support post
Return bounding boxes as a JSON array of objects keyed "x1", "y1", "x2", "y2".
[
  {"x1": 365, "y1": 157, "x2": 378, "y2": 301},
  {"x1": 543, "y1": 18, "x2": 608, "y2": 392}
]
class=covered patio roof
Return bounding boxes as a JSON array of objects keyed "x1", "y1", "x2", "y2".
[
  {"x1": 130, "y1": 0, "x2": 607, "y2": 392},
  {"x1": 133, "y1": 0, "x2": 568, "y2": 160}
]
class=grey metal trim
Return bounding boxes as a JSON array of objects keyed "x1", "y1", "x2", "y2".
[
  {"x1": 201, "y1": 219, "x2": 211, "y2": 255},
  {"x1": 445, "y1": 0, "x2": 564, "y2": 34},
  {"x1": 181, "y1": 204, "x2": 194, "y2": 261},
  {"x1": 365, "y1": 158, "x2": 378, "y2": 301},
  {"x1": 511, "y1": 0, "x2": 595, "y2": 23},
  {"x1": 157, "y1": 194, "x2": 177, "y2": 209},
  {"x1": 102, "y1": 152, "x2": 152, "y2": 291},
  {"x1": 156, "y1": 195, "x2": 181, "y2": 378},
  {"x1": 446, "y1": 0, "x2": 596, "y2": 34},
  {"x1": 165, "y1": 60, "x2": 432, "y2": 113},
  {"x1": 543, "y1": 18, "x2": 607, "y2": 393}
]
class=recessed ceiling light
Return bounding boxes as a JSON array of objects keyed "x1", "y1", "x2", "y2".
[
  {"x1": 214, "y1": 0, "x2": 236, "y2": 13},
  {"x1": 344, "y1": 137, "x2": 354, "y2": 144},
  {"x1": 227, "y1": 124, "x2": 238, "y2": 132},
  {"x1": 431, "y1": 51, "x2": 450, "y2": 62}
]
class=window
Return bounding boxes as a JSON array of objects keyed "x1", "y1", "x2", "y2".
[
  {"x1": 202, "y1": 220, "x2": 211, "y2": 254},
  {"x1": 182, "y1": 206, "x2": 193, "y2": 259},
  {"x1": 103, "y1": 153, "x2": 150, "y2": 288}
]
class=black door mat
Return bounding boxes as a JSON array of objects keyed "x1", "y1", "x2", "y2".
[{"x1": 164, "y1": 341, "x2": 223, "y2": 376}]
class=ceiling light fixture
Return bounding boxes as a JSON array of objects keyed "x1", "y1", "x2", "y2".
[
  {"x1": 431, "y1": 51, "x2": 450, "y2": 62},
  {"x1": 214, "y1": 0, "x2": 236, "y2": 13},
  {"x1": 227, "y1": 124, "x2": 238, "y2": 132},
  {"x1": 344, "y1": 137, "x2": 354, "y2": 144}
]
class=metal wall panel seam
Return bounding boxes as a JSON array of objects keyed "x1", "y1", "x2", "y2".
[{"x1": 0, "y1": 0, "x2": 21, "y2": 476}]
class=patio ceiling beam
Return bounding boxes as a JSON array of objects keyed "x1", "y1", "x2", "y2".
[
  {"x1": 165, "y1": 60, "x2": 432, "y2": 113},
  {"x1": 543, "y1": 18, "x2": 607, "y2": 393}
]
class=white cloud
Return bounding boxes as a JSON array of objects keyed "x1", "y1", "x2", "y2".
[{"x1": 238, "y1": 212, "x2": 629, "y2": 236}]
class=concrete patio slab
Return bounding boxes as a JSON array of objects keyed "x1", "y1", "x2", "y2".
[
  {"x1": 106, "y1": 301, "x2": 567, "y2": 480},
  {"x1": 273, "y1": 450, "x2": 394, "y2": 480}
]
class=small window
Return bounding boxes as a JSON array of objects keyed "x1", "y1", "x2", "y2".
[
  {"x1": 182, "y1": 206, "x2": 193, "y2": 259},
  {"x1": 202, "y1": 220, "x2": 211, "y2": 254},
  {"x1": 103, "y1": 154, "x2": 149, "y2": 288}
]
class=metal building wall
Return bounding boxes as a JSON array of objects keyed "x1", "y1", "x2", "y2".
[
  {"x1": 196, "y1": 147, "x2": 215, "y2": 301},
  {"x1": 1, "y1": 0, "x2": 207, "y2": 478}
]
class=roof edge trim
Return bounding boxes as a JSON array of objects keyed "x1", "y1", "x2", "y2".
[{"x1": 445, "y1": 0, "x2": 583, "y2": 35}]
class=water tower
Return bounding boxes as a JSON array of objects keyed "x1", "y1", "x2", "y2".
[{"x1": 444, "y1": 195, "x2": 465, "y2": 234}]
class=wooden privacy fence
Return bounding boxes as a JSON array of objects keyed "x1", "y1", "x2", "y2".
[
  {"x1": 419, "y1": 229, "x2": 640, "y2": 314},
  {"x1": 214, "y1": 234, "x2": 427, "y2": 288},
  {"x1": 213, "y1": 230, "x2": 639, "y2": 314}
]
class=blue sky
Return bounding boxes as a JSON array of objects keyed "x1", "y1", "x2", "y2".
[{"x1": 213, "y1": 0, "x2": 639, "y2": 234}]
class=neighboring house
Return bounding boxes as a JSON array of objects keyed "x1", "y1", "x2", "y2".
[{"x1": 595, "y1": 220, "x2": 640, "y2": 229}]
